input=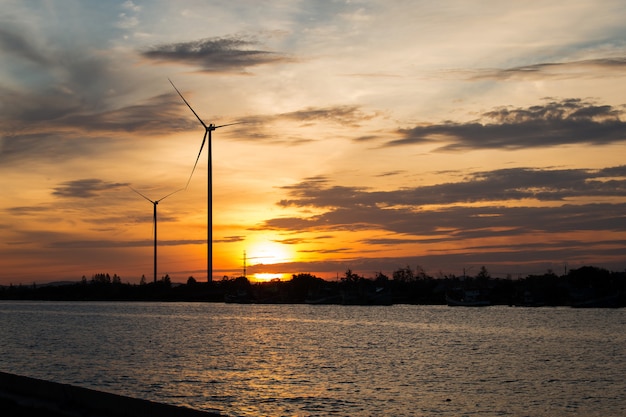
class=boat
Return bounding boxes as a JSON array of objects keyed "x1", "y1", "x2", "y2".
[
  {"x1": 446, "y1": 288, "x2": 490, "y2": 307},
  {"x1": 572, "y1": 293, "x2": 620, "y2": 308}
]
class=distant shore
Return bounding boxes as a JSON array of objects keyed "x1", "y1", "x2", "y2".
[{"x1": 1, "y1": 265, "x2": 624, "y2": 307}]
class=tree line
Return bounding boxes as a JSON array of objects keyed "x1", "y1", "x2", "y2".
[{"x1": 1, "y1": 265, "x2": 624, "y2": 307}]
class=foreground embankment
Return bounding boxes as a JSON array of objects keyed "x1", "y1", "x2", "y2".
[{"x1": 0, "y1": 371, "x2": 222, "y2": 417}]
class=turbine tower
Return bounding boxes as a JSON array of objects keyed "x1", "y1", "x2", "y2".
[
  {"x1": 130, "y1": 186, "x2": 181, "y2": 283},
  {"x1": 169, "y1": 78, "x2": 242, "y2": 282}
]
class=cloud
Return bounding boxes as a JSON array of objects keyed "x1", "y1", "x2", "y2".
[
  {"x1": 222, "y1": 235, "x2": 626, "y2": 277},
  {"x1": 214, "y1": 105, "x2": 379, "y2": 145},
  {"x1": 141, "y1": 35, "x2": 292, "y2": 72},
  {"x1": 278, "y1": 105, "x2": 379, "y2": 127},
  {"x1": 470, "y1": 57, "x2": 626, "y2": 81},
  {"x1": 0, "y1": 24, "x2": 172, "y2": 157},
  {"x1": 0, "y1": 24, "x2": 119, "y2": 108},
  {"x1": 266, "y1": 201, "x2": 626, "y2": 245},
  {"x1": 59, "y1": 92, "x2": 192, "y2": 133},
  {"x1": 122, "y1": 1, "x2": 141, "y2": 12},
  {"x1": 0, "y1": 133, "x2": 117, "y2": 169},
  {"x1": 0, "y1": 26, "x2": 51, "y2": 66},
  {"x1": 267, "y1": 166, "x2": 626, "y2": 242},
  {"x1": 385, "y1": 98, "x2": 626, "y2": 151},
  {"x1": 52, "y1": 179, "x2": 129, "y2": 199},
  {"x1": 215, "y1": 235, "x2": 245, "y2": 243},
  {"x1": 48, "y1": 238, "x2": 204, "y2": 249},
  {"x1": 0, "y1": 90, "x2": 199, "y2": 168},
  {"x1": 278, "y1": 166, "x2": 626, "y2": 208},
  {"x1": 5, "y1": 206, "x2": 49, "y2": 216},
  {"x1": 116, "y1": 1, "x2": 141, "y2": 29}
]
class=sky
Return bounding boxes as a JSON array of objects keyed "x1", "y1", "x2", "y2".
[{"x1": 1, "y1": 0, "x2": 626, "y2": 285}]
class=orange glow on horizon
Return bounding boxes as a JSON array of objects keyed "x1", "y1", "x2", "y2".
[
  {"x1": 246, "y1": 238, "x2": 295, "y2": 266},
  {"x1": 252, "y1": 273, "x2": 289, "y2": 282}
]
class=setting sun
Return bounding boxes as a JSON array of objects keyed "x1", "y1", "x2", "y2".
[
  {"x1": 253, "y1": 272, "x2": 289, "y2": 282},
  {"x1": 247, "y1": 240, "x2": 294, "y2": 265},
  {"x1": 243, "y1": 238, "x2": 296, "y2": 281}
]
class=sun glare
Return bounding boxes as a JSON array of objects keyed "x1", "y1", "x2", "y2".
[
  {"x1": 244, "y1": 239, "x2": 295, "y2": 282},
  {"x1": 253, "y1": 272, "x2": 288, "y2": 282},
  {"x1": 247, "y1": 240, "x2": 293, "y2": 265}
]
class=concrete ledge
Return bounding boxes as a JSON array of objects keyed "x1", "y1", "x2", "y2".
[{"x1": 0, "y1": 371, "x2": 222, "y2": 417}]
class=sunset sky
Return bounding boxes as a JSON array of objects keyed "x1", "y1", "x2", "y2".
[{"x1": 2, "y1": 0, "x2": 626, "y2": 285}]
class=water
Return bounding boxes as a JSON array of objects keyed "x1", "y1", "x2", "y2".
[{"x1": 0, "y1": 301, "x2": 624, "y2": 416}]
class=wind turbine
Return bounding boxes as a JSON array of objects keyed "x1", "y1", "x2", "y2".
[
  {"x1": 130, "y1": 186, "x2": 182, "y2": 283},
  {"x1": 169, "y1": 78, "x2": 243, "y2": 282}
]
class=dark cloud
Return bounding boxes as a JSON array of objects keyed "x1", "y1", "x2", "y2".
[
  {"x1": 0, "y1": 25, "x2": 197, "y2": 156},
  {"x1": 215, "y1": 235, "x2": 246, "y2": 243},
  {"x1": 5, "y1": 206, "x2": 49, "y2": 216},
  {"x1": 0, "y1": 25, "x2": 122, "y2": 116},
  {"x1": 0, "y1": 26, "x2": 52, "y2": 66},
  {"x1": 265, "y1": 201, "x2": 626, "y2": 250},
  {"x1": 278, "y1": 167, "x2": 626, "y2": 209},
  {"x1": 2, "y1": 88, "x2": 188, "y2": 133},
  {"x1": 1, "y1": 133, "x2": 115, "y2": 166},
  {"x1": 471, "y1": 57, "x2": 626, "y2": 81},
  {"x1": 267, "y1": 166, "x2": 626, "y2": 243},
  {"x1": 279, "y1": 105, "x2": 379, "y2": 127},
  {"x1": 0, "y1": 92, "x2": 196, "y2": 167},
  {"x1": 377, "y1": 170, "x2": 405, "y2": 177},
  {"x1": 59, "y1": 92, "x2": 192, "y2": 133},
  {"x1": 275, "y1": 237, "x2": 310, "y2": 245},
  {"x1": 354, "y1": 135, "x2": 382, "y2": 143},
  {"x1": 1, "y1": 96, "x2": 372, "y2": 170},
  {"x1": 207, "y1": 237, "x2": 626, "y2": 277},
  {"x1": 52, "y1": 179, "x2": 129, "y2": 199},
  {"x1": 385, "y1": 98, "x2": 626, "y2": 151},
  {"x1": 0, "y1": 85, "x2": 82, "y2": 124},
  {"x1": 49, "y1": 238, "x2": 204, "y2": 249},
  {"x1": 142, "y1": 35, "x2": 292, "y2": 72},
  {"x1": 220, "y1": 105, "x2": 378, "y2": 145}
]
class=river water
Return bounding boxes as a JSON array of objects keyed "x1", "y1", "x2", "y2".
[{"x1": 0, "y1": 301, "x2": 624, "y2": 416}]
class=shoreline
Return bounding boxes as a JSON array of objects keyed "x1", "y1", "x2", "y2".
[{"x1": 0, "y1": 371, "x2": 222, "y2": 417}]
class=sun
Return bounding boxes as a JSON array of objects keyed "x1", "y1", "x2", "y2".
[
  {"x1": 247, "y1": 240, "x2": 293, "y2": 265},
  {"x1": 254, "y1": 273, "x2": 286, "y2": 281},
  {"x1": 242, "y1": 237, "x2": 296, "y2": 281}
]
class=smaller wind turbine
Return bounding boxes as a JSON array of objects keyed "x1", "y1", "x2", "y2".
[
  {"x1": 130, "y1": 186, "x2": 182, "y2": 283},
  {"x1": 169, "y1": 78, "x2": 245, "y2": 282}
]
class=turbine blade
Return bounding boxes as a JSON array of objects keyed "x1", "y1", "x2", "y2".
[
  {"x1": 185, "y1": 130, "x2": 207, "y2": 189},
  {"x1": 214, "y1": 121, "x2": 248, "y2": 129},
  {"x1": 157, "y1": 188, "x2": 184, "y2": 202},
  {"x1": 168, "y1": 78, "x2": 208, "y2": 129},
  {"x1": 129, "y1": 186, "x2": 155, "y2": 204}
]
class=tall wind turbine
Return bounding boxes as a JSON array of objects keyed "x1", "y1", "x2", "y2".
[
  {"x1": 130, "y1": 186, "x2": 182, "y2": 283},
  {"x1": 169, "y1": 78, "x2": 243, "y2": 282}
]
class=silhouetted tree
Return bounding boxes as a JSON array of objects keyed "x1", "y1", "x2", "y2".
[
  {"x1": 477, "y1": 266, "x2": 490, "y2": 279},
  {"x1": 375, "y1": 271, "x2": 389, "y2": 283},
  {"x1": 343, "y1": 269, "x2": 361, "y2": 284},
  {"x1": 393, "y1": 265, "x2": 415, "y2": 282},
  {"x1": 415, "y1": 264, "x2": 428, "y2": 280},
  {"x1": 161, "y1": 274, "x2": 171, "y2": 287},
  {"x1": 289, "y1": 273, "x2": 326, "y2": 302}
]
